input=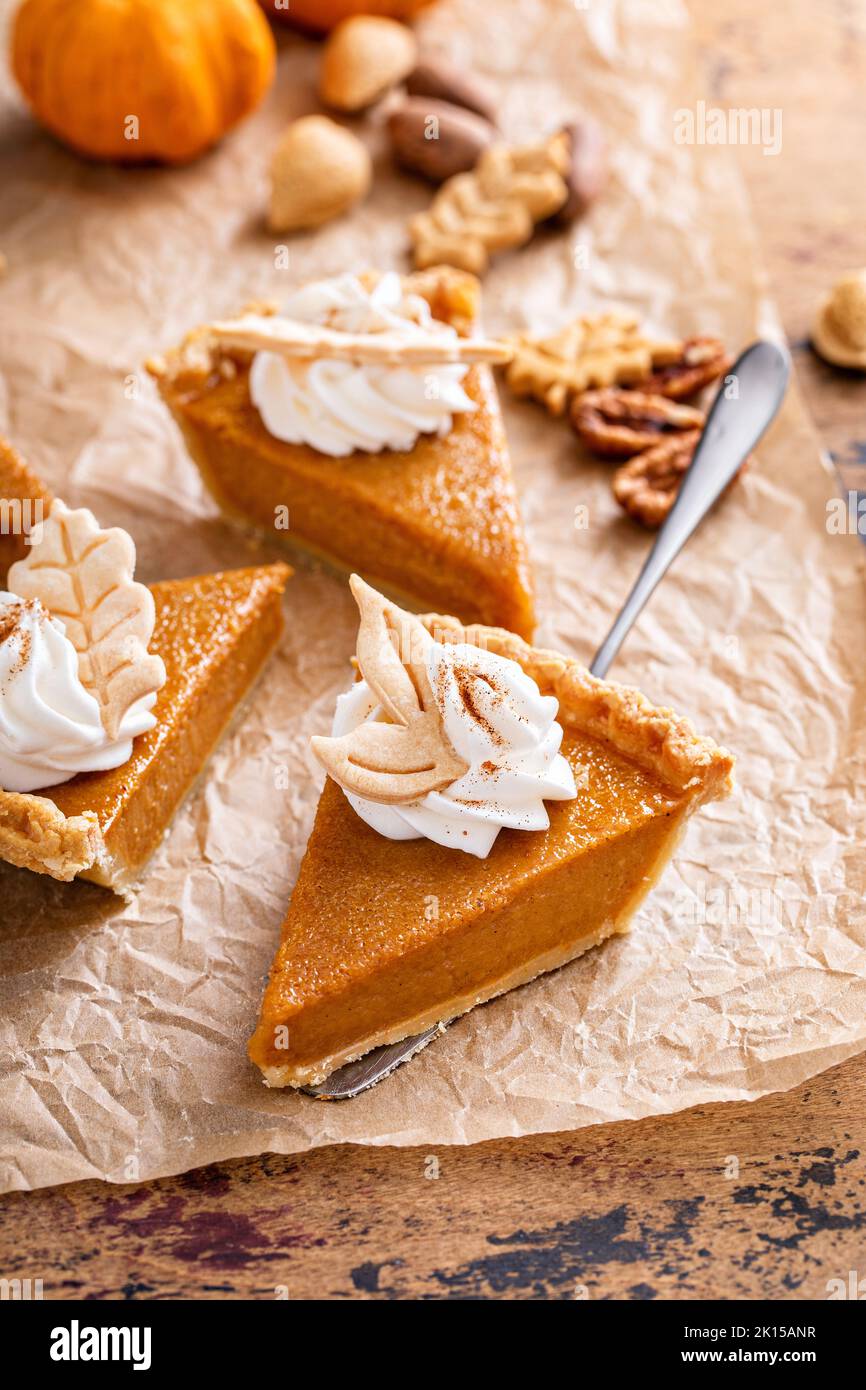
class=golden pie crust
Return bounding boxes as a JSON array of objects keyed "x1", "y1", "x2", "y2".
[
  {"x1": 249, "y1": 614, "x2": 734, "y2": 1087},
  {"x1": 148, "y1": 267, "x2": 536, "y2": 639}
]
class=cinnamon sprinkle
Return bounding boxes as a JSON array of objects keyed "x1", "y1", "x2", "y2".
[
  {"x1": 0, "y1": 604, "x2": 23, "y2": 646},
  {"x1": 0, "y1": 597, "x2": 43, "y2": 690},
  {"x1": 447, "y1": 661, "x2": 506, "y2": 745}
]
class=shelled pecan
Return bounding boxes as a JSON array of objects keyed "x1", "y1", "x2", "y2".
[
  {"x1": 636, "y1": 336, "x2": 731, "y2": 399},
  {"x1": 571, "y1": 388, "x2": 705, "y2": 458},
  {"x1": 612, "y1": 431, "x2": 702, "y2": 527},
  {"x1": 613, "y1": 431, "x2": 749, "y2": 528}
]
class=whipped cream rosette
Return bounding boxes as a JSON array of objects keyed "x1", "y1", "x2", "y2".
[
  {"x1": 0, "y1": 500, "x2": 165, "y2": 793},
  {"x1": 312, "y1": 577, "x2": 576, "y2": 857},
  {"x1": 208, "y1": 271, "x2": 510, "y2": 457}
]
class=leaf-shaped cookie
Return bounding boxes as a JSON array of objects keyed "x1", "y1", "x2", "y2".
[
  {"x1": 503, "y1": 312, "x2": 683, "y2": 416},
  {"x1": 207, "y1": 316, "x2": 512, "y2": 366},
  {"x1": 311, "y1": 576, "x2": 468, "y2": 805},
  {"x1": 8, "y1": 501, "x2": 166, "y2": 740}
]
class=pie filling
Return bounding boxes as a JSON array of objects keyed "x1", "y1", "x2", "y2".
[
  {"x1": 248, "y1": 583, "x2": 734, "y2": 1089},
  {"x1": 149, "y1": 268, "x2": 536, "y2": 638},
  {"x1": 159, "y1": 363, "x2": 535, "y2": 638},
  {"x1": 248, "y1": 727, "x2": 696, "y2": 1086},
  {"x1": 43, "y1": 565, "x2": 290, "y2": 890},
  {"x1": 0, "y1": 445, "x2": 292, "y2": 891}
]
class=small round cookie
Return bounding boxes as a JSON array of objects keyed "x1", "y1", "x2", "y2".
[{"x1": 813, "y1": 269, "x2": 866, "y2": 369}]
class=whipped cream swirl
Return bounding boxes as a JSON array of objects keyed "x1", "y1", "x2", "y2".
[
  {"x1": 0, "y1": 593, "x2": 157, "y2": 793},
  {"x1": 332, "y1": 638, "x2": 576, "y2": 858},
  {"x1": 249, "y1": 272, "x2": 477, "y2": 457}
]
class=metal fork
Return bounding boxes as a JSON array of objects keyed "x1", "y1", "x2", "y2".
[{"x1": 304, "y1": 339, "x2": 791, "y2": 1100}]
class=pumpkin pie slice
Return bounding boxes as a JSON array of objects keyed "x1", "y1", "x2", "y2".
[
  {"x1": 0, "y1": 451, "x2": 290, "y2": 891},
  {"x1": 148, "y1": 266, "x2": 536, "y2": 638},
  {"x1": 249, "y1": 579, "x2": 733, "y2": 1088}
]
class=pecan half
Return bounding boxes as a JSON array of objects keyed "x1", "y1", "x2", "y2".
[
  {"x1": 635, "y1": 336, "x2": 732, "y2": 399},
  {"x1": 612, "y1": 431, "x2": 701, "y2": 528},
  {"x1": 571, "y1": 388, "x2": 704, "y2": 458},
  {"x1": 613, "y1": 432, "x2": 749, "y2": 528}
]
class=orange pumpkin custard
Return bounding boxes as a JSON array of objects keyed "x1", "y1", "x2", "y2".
[
  {"x1": 0, "y1": 451, "x2": 290, "y2": 891},
  {"x1": 249, "y1": 578, "x2": 733, "y2": 1088},
  {"x1": 148, "y1": 266, "x2": 536, "y2": 638}
]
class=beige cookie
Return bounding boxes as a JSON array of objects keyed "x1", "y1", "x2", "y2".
[{"x1": 813, "y1": 269, "x2": 866, "y2": 369}]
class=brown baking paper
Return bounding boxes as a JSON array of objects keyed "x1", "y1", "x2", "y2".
[{"x1": 1, "y1": 0, "x2": 865, "y2": 1194}]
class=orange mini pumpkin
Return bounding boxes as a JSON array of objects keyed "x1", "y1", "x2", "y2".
[
  {"x1": 262, "y1": 0, "x2": 435, "y2": 35},
  {"x1": 12, "y1": 0, "x2": 276, "y2": 165}
]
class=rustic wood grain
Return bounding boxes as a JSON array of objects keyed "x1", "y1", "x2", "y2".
[
  {"x1": 692, "y1": 0, "x2": 866, "y2": 496},
  {"x1": 1, "y1": 1055, "x2": 863, "y2": 1300},
  {"x1": 1, "y1": 0, "x2": 864, "y2": 1301}
]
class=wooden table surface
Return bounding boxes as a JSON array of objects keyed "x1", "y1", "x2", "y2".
[{"x1": 2, "y1": 0, "x2": 865, "y2": 1301}]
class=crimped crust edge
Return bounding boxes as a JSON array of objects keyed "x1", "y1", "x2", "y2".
[{"x1": 0, "y1": 789, "x2": 102, "y2": 882}]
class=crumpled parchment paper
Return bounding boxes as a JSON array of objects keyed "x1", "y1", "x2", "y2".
[{"x1": 1, "y1": 0, "x2": 864, "y2": 1193}]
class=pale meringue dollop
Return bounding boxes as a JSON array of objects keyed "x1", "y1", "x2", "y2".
[
  {"x1": 0, "y1": 592, "x2": 157, "y2": 793},
  {"x1": 331, "y1": 638, "x2": 577, "y2": 858},
  {"x1": 249, "y1": 272, "x2": 477, "y2": 457}
]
